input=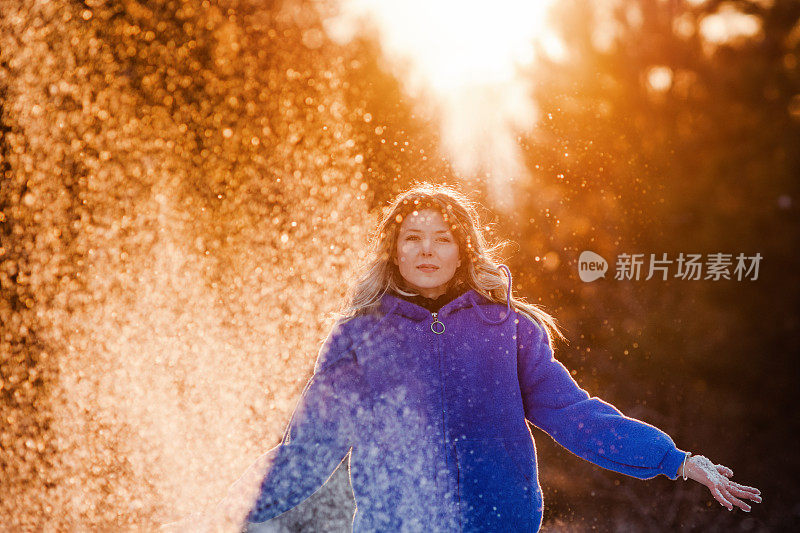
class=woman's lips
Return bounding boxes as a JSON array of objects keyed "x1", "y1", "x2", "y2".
[{"x1": 417, "y1": 265, "x2": 439, "y2": 273}]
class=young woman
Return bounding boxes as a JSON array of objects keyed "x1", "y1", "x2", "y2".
[{"x1": 165, "y1": 183, "x2": 761, "y2": 532}]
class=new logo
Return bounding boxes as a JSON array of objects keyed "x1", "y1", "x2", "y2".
[{"x1": 578, "y1": 251, "x2": 608, "y2": 282}]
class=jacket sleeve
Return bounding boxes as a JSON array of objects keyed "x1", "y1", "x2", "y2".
[
  {"x1": 516, "y1": 314, "x2": 688, "y2": 480},
  {"x1": 244, "y1": 321, "x2": 366, "y2": 523}
]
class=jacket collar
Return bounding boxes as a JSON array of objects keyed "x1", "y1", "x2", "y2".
[
  {"x1": 377, "y1": 264, "x2": 514, "y2": 324},
  {"x1": 379, "y1": 289, "x2": 479, "y2": 321}
]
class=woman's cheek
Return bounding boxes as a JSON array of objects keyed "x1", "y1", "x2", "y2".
[{"x1": 397, "y1": 243, "x2": 411, "y2": 259}]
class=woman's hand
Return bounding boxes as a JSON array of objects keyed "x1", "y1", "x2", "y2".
[
  {"x1": 158, "y1": 509, "x2": 229, "y2": 533},
  {"x1": 159, "y1": 500, "x2": 246, "y2": 532},
  {"x1": 680, "y1": 454, "x2": 762, "y2": 512},
  {"x1": 158, "y1": 511, "x2": 209, "y2": 532}
]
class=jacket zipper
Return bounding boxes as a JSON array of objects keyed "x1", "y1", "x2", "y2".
[
  {"x1": 431, "y1": 310, "x2": 462, "y2": 526},
  {"x1": 431, "y1": 311, "x2": 445, "y2": 334}
]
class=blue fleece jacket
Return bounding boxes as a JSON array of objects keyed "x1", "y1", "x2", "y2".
[{"x1": 244, "y1": 269, "x2": 688, "y2": 531}]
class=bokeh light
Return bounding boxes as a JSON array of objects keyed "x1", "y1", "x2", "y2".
[{"x1": 1, "y1": 0, "x2": 372, "y2": 529}]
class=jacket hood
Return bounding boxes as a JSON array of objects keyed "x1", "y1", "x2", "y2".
[{"x1": 378, "y1": 264, "x2": 514, "y2": 325}]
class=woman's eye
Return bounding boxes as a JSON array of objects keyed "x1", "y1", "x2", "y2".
[{"x1": 404, "y1": 235, "x2": 452, "y2": 242}]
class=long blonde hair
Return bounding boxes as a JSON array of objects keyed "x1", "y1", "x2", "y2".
[{"x1": 336, "y1": 182, "x2": 565, "y2": 343}]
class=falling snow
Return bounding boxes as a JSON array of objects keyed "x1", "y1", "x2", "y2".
[{"x1": 1, "y1": 1, "x2": 371, "y2": 530}]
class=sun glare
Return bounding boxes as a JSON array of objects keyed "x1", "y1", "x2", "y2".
[
  {"x1": 325, "y1": 0, "x2": 562, "y2": 209},
  {"x1": 346, "y1": 1, "x2": 552, "y2": 92}
]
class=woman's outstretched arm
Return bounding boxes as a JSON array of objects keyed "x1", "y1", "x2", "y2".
[
  {"x1": 160, "y1": 322, "x2": 366, "y2": 531},
  {"x1": 515, "y1": 315, "x2": 761, "y2": 511},
  {"x1": 238, "y1": 347, "x2": 364, "y2": 524}
]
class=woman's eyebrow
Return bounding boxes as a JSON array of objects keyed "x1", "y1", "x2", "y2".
[{"x1": 404, "y1": 228, "x2": 450, "y2": 234}]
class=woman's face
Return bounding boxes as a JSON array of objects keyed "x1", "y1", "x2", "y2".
[{"x1": 393, "y1": 208, "x2": 461, "y2": 299}]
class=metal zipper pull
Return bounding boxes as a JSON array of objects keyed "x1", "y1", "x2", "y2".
[{"x1": 430, "y1": 311, "x2": 445, "y2": 334}]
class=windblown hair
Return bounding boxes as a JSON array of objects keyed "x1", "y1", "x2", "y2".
[{"x1": 336, "y1": 182, "x2": 565, "y2": 344}]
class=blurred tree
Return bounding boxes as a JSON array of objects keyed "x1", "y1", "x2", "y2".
[{"x1": 510, "y1": 0, "x2": 799, "y2": 530}]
